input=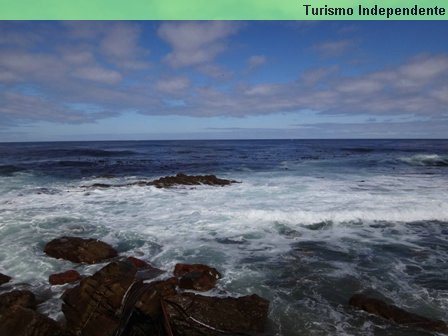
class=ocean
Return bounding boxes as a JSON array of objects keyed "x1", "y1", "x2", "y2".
[{"x1": 0, "y1": 139, "x2": 447, "y2": 335}]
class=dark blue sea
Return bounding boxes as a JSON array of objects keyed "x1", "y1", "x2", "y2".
[{"x1": 1, "y1": 139, "x2": 448, "y2": 335}]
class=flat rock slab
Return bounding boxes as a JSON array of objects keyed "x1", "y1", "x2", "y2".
[
  {"x1": 0, "y1": 272, "x2": 11, "y2": 285},
  {"x1": 174, "y1": 263, "x2": 221, "y2": 292},
  {"x1": 349, "y1": 293, "x2": 448, "y2": 334},
  {"x1": 44, "y1": 236, "x2": 118, "y2": 264},
  {"x1": 49, "y1": 270, "x2": 82, "y2": 285},
  {"x1": 164, "y1": 293, "x2": 269, "y2": 336}
]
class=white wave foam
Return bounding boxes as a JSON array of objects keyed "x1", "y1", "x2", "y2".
[{"x1": 400, "y1": 154, "x2": 448, "y2": 166}]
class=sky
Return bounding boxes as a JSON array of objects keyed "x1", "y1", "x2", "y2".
[{"x1": 0, "y1": 21, "x2": 447, "y2": 141}]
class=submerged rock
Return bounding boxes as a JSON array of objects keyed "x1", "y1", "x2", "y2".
[
  {"x1": 49, "y1": 270, "x2": 82, "y2": 285},
  {"x1": 44, "y1": 236, "x2": 118, "y2": 264},
  {"x1": 349, "y1": 293, "x2": 448, "y2": 334},
  {"x1": 0, "y1": 272, "x2": 11, "y2": 285},
  {"x1": 174, "y1": 263, "x2": 221, "y2": 291},
  {"x1": 150, "y1": 173, "x2": 238, "y2": 188},
  {"x1": 164, "y1": 293, "x2": 270, "y2": 336}
]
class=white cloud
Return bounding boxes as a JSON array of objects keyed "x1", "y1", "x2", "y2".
[
  {"x1": 313, "y1": 39, "x2": 354, "y2": 56},
  {"x1": 247, "y1": 55, "x2": 267, "y2": 71},
  {"x1": 155, "y1": 76, "x2": 190, "y2": 93},
  {"x1": 158, "y1": 21, "x2": 241, "y2": 68},
  {"x1": 72, "y1": 66, "x2": 122, "y2": 84}
]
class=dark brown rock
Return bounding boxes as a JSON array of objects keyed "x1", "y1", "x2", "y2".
[
  {"x1": 150, "y1": 173, "x2": 238, "y2": 188},
  {"x1": 0, "y1": 290, "x2": 37, "y2": 314},
  {"x1": 0, "y1": 272, "x2": 11, "y2": 285},
  {"x1": 127, "y1": 256, "x2": 153, "y2": 269},
  {"x1": 62, "y1": 261, "x2": 138, "y2": 336},
  {"x1": 174, "y1": 263, "x2": 221, "y2": 291},
  {"x1": 164, "y1": 293, "x2": 269, "y2": 336},
  {"x1": 44, "y1": 236, "x2": 118, "y2": 264},
  {"x1": 62, "y1": 260, "x2": 166, "y2": 336},
  {"x1": 49, "y1": 270, "x2": 82, "y2": 285},
  {"x1": 0, "y1": 306, "x2": 65, "y2": 336},
  {"x1": 349, "y1": 293, "x2": 448, "y2": 334}
]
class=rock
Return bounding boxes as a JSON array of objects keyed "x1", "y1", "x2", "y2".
[
  {"x1": 0, "y1": 272, "x2": 11, "y2": 285},
  {"x1": 0, "y1": 290, "x2": 37, "y2": 314},
  {"x1": 61, "y1": 260, "x2": 269, "y2": 336},
  {"x1": 82, "y1": 174, "x2": 239, "y2": 190},
  {"x1": 44, "y1": 236, "x2": 118, "y2": 264},
  {"x1": 62, "y1": 261, "x2": 138, "y2": 336},
  {"x1": 49, "y1": 270, "x2": 82, "y2": 285},
  {"x1": 62, "y1": 260, "x2": 165, "y2": 336},
  {"x1": 164, "y1": 293, "x2": 269, "y2": 336},
  {"x1": 150, "y1": 173, "x2": 238, "y2": 188},
  {"x1": 127, "y1": 256, "x2": 152, "y2": 269},
  {"x1": 0, "y1": 306, "x2": 65, "y2": 336},
  {"x1": 174, "y1": 263, "x2": 221, "y2": 291},
  {"x1": 349, "y1": 293, "x2": 448, "y2": 334}
]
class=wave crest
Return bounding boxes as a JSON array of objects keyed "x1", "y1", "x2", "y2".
[{"x1": 400, "y1": 154, "x2": 448, "y2": 167}]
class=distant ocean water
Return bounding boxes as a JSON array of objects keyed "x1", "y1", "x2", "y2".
[{"x1": 0, "y1": 139, "x2": 447, "y2": 335}]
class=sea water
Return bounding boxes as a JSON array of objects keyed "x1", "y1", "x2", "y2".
[{"x1": 0, "y1": 139, "x2": 447, "y2": 335}]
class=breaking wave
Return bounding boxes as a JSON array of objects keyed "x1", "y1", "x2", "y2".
[{"x1": 400, "y1": 154, "x2": 448, "y2": 166}]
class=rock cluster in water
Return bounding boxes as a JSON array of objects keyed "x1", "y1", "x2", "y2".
[
  {"x1": 0, "y1": 236, "x2": 269, "y2": 336},
  {"x1": 82, "y1": 173, "x2": 239, "y2": 189}
]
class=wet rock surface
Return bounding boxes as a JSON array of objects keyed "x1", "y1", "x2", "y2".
[
  {"x1": 49, "y1": 270, "x2": 82, "y2": 285},
  {"x1": 349, "y1": 293, "x2": 448, "y2": 334},
  {"x1": 0, "y1": 290, "x2": 65, "y2": 336},
  {"x1": 0, "y1": 272, "x2": 11, "y2": 285},
  {"x1": 0, "y1": 290, "x2": 37, "y2": 314},
  {"x1": 174, "y1": 263, "x2": 221, "y2": 292},
  {"x1": 44, "y1": 236, "x2": 118, "y2": 264},
  {"x1": 60, "y1": 259, "x2": 268, "y2": 336},
  {"x1": 0, "y1": 306, "x2": 66, "y2": 336},
  {"x1": 164, "y1": 293, "x2": 270, "y2": 336}
]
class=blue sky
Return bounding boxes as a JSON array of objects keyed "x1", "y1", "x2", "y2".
[{"x1": 0, "y1": 21, "x2": 447, "y2": 141}]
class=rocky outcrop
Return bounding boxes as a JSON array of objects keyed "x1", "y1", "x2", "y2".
[
  {"x1": 174, "y1": 263, "x2": 221, "y2": 291},
  {"x1": 164, "y1": 293, "x2": 270, "y2": 336},
  {"x1": 62, "y1": 260, "x2": 168, "y2": 336},
  {"x1": 44, "y1": 236, "x2": 118, "y2": 264},
  {"x1": 150, "y1": 173, "x2": 238, "y2": 188},
  {"x1": 0, "y1": 290, "x2": 65, "y2": 336},
  {"x1": 349, "y1": 293, "x2": 448, "y2": 334},
  {"x1": 60, "y1": 260, "x2": 269, "y2": 336},
  {"x1": 0, "y1": 272, "x2": 11, "y2": 285},
  {"x1": 82, "y1": 173, "x2": 239, "y2": 189},
  {"x1": 49, "y1": 270, "x2": 82, "y2": 285}
]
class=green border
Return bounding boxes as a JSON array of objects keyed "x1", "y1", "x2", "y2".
[{"x1": 0, "y1": 0, "x2": 447, "y2": 19}]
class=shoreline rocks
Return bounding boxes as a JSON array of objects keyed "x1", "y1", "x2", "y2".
[
  {"x1": 44, "y1": 236, "x2": 118, "y2": 264},
  {"x1": 0, "y1": 290, "x2": 65, "y2": 336},
  {"x1": 349, "y1": 293, "x2": 448, "y2": 334},
  {"x1": 60, "y1": 259, "x2": 269, "y2": 336}
]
